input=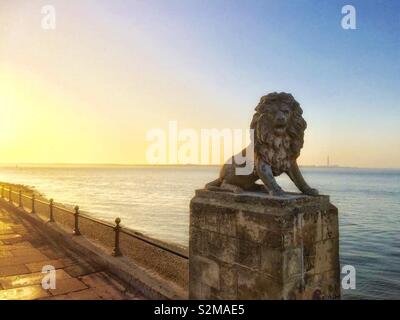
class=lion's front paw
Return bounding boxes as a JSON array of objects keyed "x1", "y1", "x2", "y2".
[{"x1": 304, "y1": 188, "x2": 319, "y2": 196}]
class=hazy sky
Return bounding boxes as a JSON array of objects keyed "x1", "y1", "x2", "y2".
[{"x1": 1, "y1": 0, "x2": 399, "y2": 167}]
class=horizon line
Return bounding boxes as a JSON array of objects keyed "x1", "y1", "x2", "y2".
[{"x1": 0, "y1": 163, "x2": 399, "y2": 170}]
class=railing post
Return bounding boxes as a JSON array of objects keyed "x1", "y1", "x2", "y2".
[
  {"x1": 18, "y1": 190, "x2": 22, "y2": 207},
  {"x1": 73, "y1": 205, "x2": 81, "y2": 235},
  {"x1": 31, "y1": 194, "x2": 36, "y2": 213},
  {"x1": 9, "y1": 187, "x2": 12, "y2": 203},
  {"x1": 112, "y1": 217, "x2": 122, "y2": 257},
  {"x1": 49, "y1": 199, "x2": 54, "y2": 222}
]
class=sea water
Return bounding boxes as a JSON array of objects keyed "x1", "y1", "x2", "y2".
[{"x1": 0, "y1": 165, "x2": 399, "y2": 299}]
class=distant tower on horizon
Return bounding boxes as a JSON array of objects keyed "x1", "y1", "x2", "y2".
[{"x1": 327, "y1": 156, "x2": 330, "y2": 167}]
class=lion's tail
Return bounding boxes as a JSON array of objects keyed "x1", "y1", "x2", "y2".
[{"x1": 205, "y1": 178, "x2": 222, "y2": 190}]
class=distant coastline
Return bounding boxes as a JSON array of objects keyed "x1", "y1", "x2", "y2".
[{"x1": 0, "y1": 163, "x2": 399, "y2": 170}]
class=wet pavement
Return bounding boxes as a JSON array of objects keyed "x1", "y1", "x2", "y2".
[{"x1": 0, "y1": 203, "x2": 146, "y2": 300}]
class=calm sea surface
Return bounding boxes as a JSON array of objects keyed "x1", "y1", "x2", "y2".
[{"x1": 0, "y1": 166, "x2": 399, "y2": 299}]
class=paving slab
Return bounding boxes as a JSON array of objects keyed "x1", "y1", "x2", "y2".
[
  {"x1": 0, "y1": 269, "x2": 71, "y2": 289},
  {"x1": 0, "y1": 265, "x2": 31, "y2": 277},
  {"x1": 0, "y1": 284, "x2": 50, "y2": 300},
  {"x1": 25, "y1": 259, "x2": 65, "y2": 273},
  {"x1": 48, "y1": 278, "x2": 88, "y2": 296}
]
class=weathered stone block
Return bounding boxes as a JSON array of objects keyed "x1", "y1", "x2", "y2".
[
  {"x1": 237, "y1": 210, "x2": 282, "y2": 243},
  {"x1": 283, "y1": 247, "x2": 303, "y2": 280},
  {"x1": 203, "y1": 231, "x2": 236, "y2": 264},
  {"x1": 189, "y1": 226, "x2": 204, "y2": 255},
  {"x1": 260, "y1": 247, "x2": 282, "y2": 280},
  {"x1": 219, "y1": 263, "x2": 237, "y2": 299},
  {"x1": 189, "y1": 255, "x2": 220, "y2": 298},
  {"x1": 303, "y1": 269, "x2": 341, "y2": 299},
  {"x1": 237, "y1": 239, "x2": 260, "y2": 269},
  {"x1": 314, "y1": 238, "x2": 340, "y2": 274},
  {"x1": 189, "y1": 189, "x2": 340, "y2": 300},
  {"x1": 237, "y1": 266, "x2": 281, "y2": 300},
  {"x1": 322, "y1": 205, "x2": 339, "y2": 240},
  {"x1": 217, "y1": 212, "x2": 237, "y2": 237}
]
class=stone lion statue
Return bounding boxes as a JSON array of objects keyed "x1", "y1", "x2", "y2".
[{"x1": 206, "y1": 92, "x2": 318, "y2": 196}]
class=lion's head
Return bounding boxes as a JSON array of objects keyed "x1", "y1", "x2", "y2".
[{"x1": 250, "y1": 92, "x2": 307, "y2": 175}]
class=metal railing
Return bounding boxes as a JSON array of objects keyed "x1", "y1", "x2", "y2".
[{"x1": 0, "y1": 185, "x2": 188, "y2": 260}]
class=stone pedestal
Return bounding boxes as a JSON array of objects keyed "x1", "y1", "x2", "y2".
[{"x1": 189, "y1": 189, "x2": 340, "y2": 300}]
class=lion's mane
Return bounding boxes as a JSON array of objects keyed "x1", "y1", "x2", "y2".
[{"x1": 250, "y1": 92, "x2": 307, "y2": 176}]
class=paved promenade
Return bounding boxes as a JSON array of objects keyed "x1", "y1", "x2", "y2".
[{"x1": 0, "y1": 202, "x2": 145, "y2": 300}]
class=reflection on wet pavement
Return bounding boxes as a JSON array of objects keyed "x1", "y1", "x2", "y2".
[{"x1": 0, "y1": 202, "x2": 145, "y2": 300}]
